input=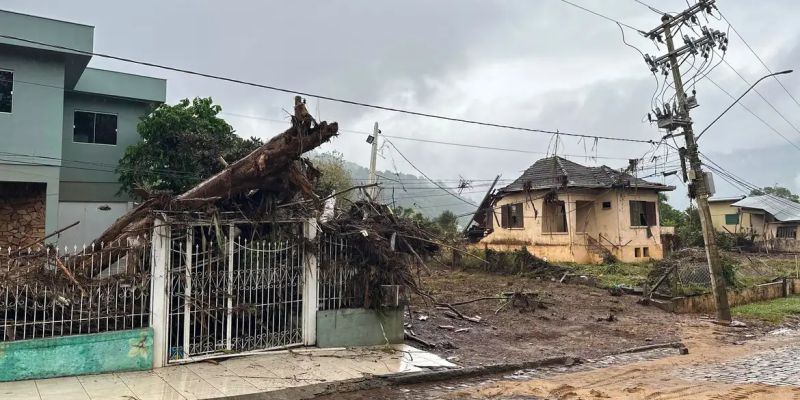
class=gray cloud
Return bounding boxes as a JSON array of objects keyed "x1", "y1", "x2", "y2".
[{"x1": 5, "y1": 0, "x2": 800, "y2": 210}]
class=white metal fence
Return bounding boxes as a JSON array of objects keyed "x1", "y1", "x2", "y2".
[
  {"x1": 0, "y1": 239, "x2": 151, "y2": 341},
  {"x1": 165, "y1": 224, "x2": 306, "y2": 363},
  {"x1": 318, "y1": 232, "x2": 363, "y2": 310}
]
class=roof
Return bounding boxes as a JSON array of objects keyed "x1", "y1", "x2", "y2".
[
  {"x1": 0, "y1": 9, "x2": 94, "y2": 88},
  {"x1": 72, "y1": 68, "x2": 166, "y2": 103},
  {"x1": 732, "y1": 195, "x2": 800, "y2": 222},
  {"x1": 499, "y1": 156, "x2": 674, "y2": 193},
  {"x1": 708, "y1": 195, "x2": 746, "y2": 203}
]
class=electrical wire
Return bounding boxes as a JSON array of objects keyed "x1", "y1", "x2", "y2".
[
  {"x1": 717, "y1": 9, "x2": 800, "y2": 109},
  {"x1": 556, "y1": 0, "x2": 646, "y2": 33},
  {"x1": 0, "y1": 33, "x2": 656, "y2": 145}
]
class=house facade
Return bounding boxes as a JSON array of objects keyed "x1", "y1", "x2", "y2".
[
  {"x1": 0, "y1": 10, "x2": 166, "y2": 247},
  {"x1": 731, "y1": 195, "x2": 800, "y2": 252},
  {"x1": 708, "y1": 195, "x2": 748, "y2": 233},
  {"x1": 468, "y1": 156, "x2": 674, "y2": 263}
]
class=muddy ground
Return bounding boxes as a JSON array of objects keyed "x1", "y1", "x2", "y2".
[{"x1": 404, "y1": 266, "x2": 689, "y2": 366}]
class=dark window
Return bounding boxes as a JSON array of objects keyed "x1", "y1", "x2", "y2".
[
  {"x1": 724, "y1": 214, "x2": 739, "y2": 225},
  {"x1": 642, "y1": 247, "x2": 650, "y2": 257},
  {"x1": 602, "y1": 201, "x2": 611, "y2": 209},
  {"x1": 0, "y1": 70, "x2": 12, "y2": 113},
  {"x1": 777, "y1": 226, "x2": 797, "y2": 239},
  {"x1": 635, "y1": 247, "x2": 641, "y2": 257},
  {"x1": 629, "y1": 201, "x2": 657, "y2": 227},
  {"x1": 73, "y1": 111, "x2": 118, "y2": 145},
  {"x1": 543, "y1": 200, "x2": 567, "y2": 233},
  {"x1": 500, "y1": 203, "x2": 524, "y2": 229}
]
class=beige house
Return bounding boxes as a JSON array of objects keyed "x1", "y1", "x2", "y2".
[
  {"x1": 708, "y1": 196, "x2": 748, "y2": 233},
  {"x1": 467, "y1": 156, "x2": 674, "y2": 263},
  {"x1": 731, "y1": 195, "x2": 800, "y2": 252}
]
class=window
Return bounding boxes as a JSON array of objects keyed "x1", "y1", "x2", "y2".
[
  {"x1": 629, "y1": 201, "x2": 657, "y2": 227},
  {"x1": 74, "y1": 111, "x2": 118, "y2": 145},
  {"x1": 642, "y1": 247, "x2": 650, "y2": 257},
  {"x1": 602, "y1": 201, "x2": 611, "y2": 209},
  {"x1": 0, "y1": 69, "x2": 12, "y2": 113},
  {"x1": 500, "y1": 203, "x2": 524, "y2": 229},
  {"x1": 543, "y1": 200, "x2": 567, "y2": 233},
  {"x1": 777, "y1": 226, "x2": 797, "y2": 239},
  {"x1": 486, "y1": 208, "x2": 494, "y2": 230},
  {"x1": 635, "y1": 247, "x2": 641, "y2": 257},
  {"x1": 724, "y1": 214, "x2": 740, "y2": 225}
]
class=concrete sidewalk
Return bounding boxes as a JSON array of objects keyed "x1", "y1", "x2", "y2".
[{"x1": 0, "y1": 345, "x2": 456, "y2": 400}]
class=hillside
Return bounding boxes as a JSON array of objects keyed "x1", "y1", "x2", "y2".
[{"x1": 343, "y1": 159, "x2": 480, "y2": 219}]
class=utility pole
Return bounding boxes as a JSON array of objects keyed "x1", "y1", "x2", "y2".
[
  {"x1": 367, "y1": 121, "x2": 380, "y2": 200},
  {"x1": 644, "y1": 0, "x2": 731, "y2": 321}
]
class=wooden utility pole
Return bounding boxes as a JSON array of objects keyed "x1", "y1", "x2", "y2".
[
  {"x1": 646, "y1": 2, "x2": 731, "y2": 321},
  {"x1": 367, "y1": 122, "x2": 380, "y2": 200}
]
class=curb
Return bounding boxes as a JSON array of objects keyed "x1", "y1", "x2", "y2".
[{"x1": 222, "y1": 342, "x2": 686, "y2": 399}]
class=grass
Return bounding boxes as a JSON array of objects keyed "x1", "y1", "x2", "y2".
[
  {"x1": 732, "y1": 296, "x2": 800, "y2": 323},
  {"x1": 565, "y1": 262, "x2": 652, "y2": 289}
]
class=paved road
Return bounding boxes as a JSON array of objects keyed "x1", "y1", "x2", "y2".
[{"x1": 325, "y1": 326, "x2": 800, "y2": 399}]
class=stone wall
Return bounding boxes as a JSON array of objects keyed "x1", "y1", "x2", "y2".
[{"x1": 0, "y1": 182, "x2": 46, "y2": 248}]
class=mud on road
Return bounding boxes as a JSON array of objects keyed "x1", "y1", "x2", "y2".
[{"x1": 405, "y1": 267, "x2": 687, "y2": 366}]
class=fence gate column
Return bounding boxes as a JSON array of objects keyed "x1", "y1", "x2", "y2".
[
  {"x1": 302, "y1": 218, "x2": 319, "y2": 346},
  {"x1": 150, "y1": 218, "x2": 170, "y2": 368}
]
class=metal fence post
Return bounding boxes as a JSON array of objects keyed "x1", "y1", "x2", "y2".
[
  {"x1": 302, "y1": 218, "x2": 319, "y2": 346},
  {"x1": 150, "y1": 217, "x2": 170, "y2": 368}
]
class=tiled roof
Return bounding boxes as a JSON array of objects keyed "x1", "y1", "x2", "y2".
[
  {"x1": 732, "y1": 195, "x2": 800, "y2": 222},
  {"x1": 499, "y1": 156, "x2": 674, "y2": 193}
]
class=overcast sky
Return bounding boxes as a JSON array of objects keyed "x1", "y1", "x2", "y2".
[{"x1": 5, "y1": 0, "x2": 800, "y2": 210}]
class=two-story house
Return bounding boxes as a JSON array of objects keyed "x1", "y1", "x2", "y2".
[
  {"x1": 0, "y1": 10, "x2": 166, "y2": 248},
  {"x1": 467, "y1": 156, "x2": 674, "y2": 263}
]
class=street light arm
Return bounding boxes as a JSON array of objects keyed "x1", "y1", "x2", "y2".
[{"x1": 696, "y1": 69, "x2": 793, "y2": 141}]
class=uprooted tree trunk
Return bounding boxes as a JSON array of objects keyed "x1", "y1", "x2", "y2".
[{"x1": 79, "y1": 97, "x2": 338, "y2": 274}]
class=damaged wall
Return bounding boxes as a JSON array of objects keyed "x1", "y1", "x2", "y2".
[
  {"x1": 0, "y1": 182, "x2": 46, "y2": 248},
  {"x1": 479, "y1": 188, "x2": 665, "y2": 263}
]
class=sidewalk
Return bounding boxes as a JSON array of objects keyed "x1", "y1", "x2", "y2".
[{"x1": 0, "y1": 345, "x2": 456, "y2": 400}]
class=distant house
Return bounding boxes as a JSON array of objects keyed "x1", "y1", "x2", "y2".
[
  {"x1": 0, "y1": 10, "x2": 166, "y2": 248},
  {"x1": 708, "y1": 195, "x2": 747, "y2": 234},
  {"x1": 731, "y1": 194, "x2": 800, "y2": 252},
  {"x1": 466, "y1": 156, "x2": 674, "y2": 263}
]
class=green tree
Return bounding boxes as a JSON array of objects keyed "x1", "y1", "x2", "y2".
[
  {"x1": 434, "y1": 210, "x2": 459, "y2": 239},
  {"x1": 658, "y1": 193, "x2": 685, "y2": 227},
  {"x1": 750, "y1": 186, "x2": 800, "y2": 203},
  {"x1": 309, "y1": 151, "x2": 354, "y2": 200},
  {"x1": 117, "y1": 97, "x2": 262, "y2": 198},
  {"x1": 677, "y1": 205, "x2": 704, "y2": 247}
]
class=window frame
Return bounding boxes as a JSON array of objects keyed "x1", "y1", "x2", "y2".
[
  {"x1": 629, "y1": 200, "x2": 657, "y2": 227},
  {"x1": 73, "y1": 109, "x2": 119, "y2": 146},
  {"x1": 724, "y1": 213, "x2": 740, "y2": 225},
  {"x1": 0, "y1": 68, "x2": 13, "y2": 114},
  {"x1": 776, "y1": 226, "x2": 797, "y2": 239},
  {"x1": 542, "y1": 200, "x2": 568, "y2": 233},
  {"x1": 500, "y1": 203, "x2": 524, "y2": 229}
]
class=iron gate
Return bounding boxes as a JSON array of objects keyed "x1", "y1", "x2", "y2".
[{"x1": 166, "y1": 224, "x2": 305, "y2": 363}]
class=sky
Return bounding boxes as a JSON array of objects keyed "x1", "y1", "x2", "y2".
[{"x1": 4, "y1": 0, "x2": 800, "y2": 211}]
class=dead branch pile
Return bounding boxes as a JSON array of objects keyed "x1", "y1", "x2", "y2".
[{"x1": 320, "y1": 200, "x2": 440, "y2": 308}]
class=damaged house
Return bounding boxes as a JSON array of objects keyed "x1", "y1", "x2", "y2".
[
  {"x1": 730, "y1": 194, "x2": 800, "y2": 252},
  {"x1": 467, "y1": 156, "x2": 674, "y2": 263}
]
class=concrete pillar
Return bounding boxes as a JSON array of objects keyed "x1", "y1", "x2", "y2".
[
  {"x1": 302, "y1": 218, "x2": 319, "y2": 346},
  {"x1": 149, "y1": 218, "x2": 170, "y2": 368}
]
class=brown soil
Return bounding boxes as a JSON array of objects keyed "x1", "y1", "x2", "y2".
[
  {"x1": 405, "y1": 266, "x2": 691, "y2": 366},
  {"x1": 459, "y1": 322, "x2": 800, "y2": 399}
]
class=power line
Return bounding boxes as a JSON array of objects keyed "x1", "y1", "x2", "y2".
[
  {"x1": 717, "y1": 9, "x2": 800, "y2": 109},
  {"x1": 556, "y1": 0, "x2": 646, "y2": 33},
  {"x1": 0, "y1": 32, "x2": 655, "y2": 145},
  {"x1": 701, "y1": 74, "x2": 800, "y2": 152},
  {"x1": 383, "y1": 138, "x2": 478, "y2": 208}
]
